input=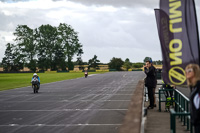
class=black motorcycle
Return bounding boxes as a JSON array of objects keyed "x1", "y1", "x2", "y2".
[{"x1": 31, "y1": 77, "x2": 39, "y2": 93}]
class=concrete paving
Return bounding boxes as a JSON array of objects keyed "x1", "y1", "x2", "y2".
[
  {"x1": 144, "y1": 102, "x2": 190, "y2": 133},
  {"x1": 0, "y1": 71, "x2": 145, "y2": 133}
]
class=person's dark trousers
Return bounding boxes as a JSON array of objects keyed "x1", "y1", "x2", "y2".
[
  {"x1": 147, "y1": 87, "x2": 154, "y2": 107},
  {"x1": 194, "y1": 125, "x2": 200, "y2": 133}
]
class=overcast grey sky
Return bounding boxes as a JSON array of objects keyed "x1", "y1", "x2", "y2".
[{"x1": 0, "y1": 0, "x2": 199, "y2": 63}]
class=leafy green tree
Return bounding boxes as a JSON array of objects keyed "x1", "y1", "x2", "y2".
[
  {"x1": 2, "y1": 23, "x2": 83, "y2": 71},
  {"x1": 88, "y1": 55, "x2": 100, "y2": 70},
  {"x1": 57, "y1": 23, "x2": 83, "y2": 70},
  {"x1": 143, "y1": 57, "x2": 152, "y2": 62},
  {"x1": 36, "y1": 24, "x2": 58, "y2": 70},
  {"x1": 53, "y1": 43, "x2": 66, "y2": 70},
  {"x1": 108, "y1": 57, "x2": 124, "y2": 71},
  {"x1": 2, "y1": 43, "x2": 24, "y2": 71},
  {"x1": 153, "y1": 60, "x2": 162, "y2": 65},
  {"x1": 12, "y1": 46, "x2": 25, "y2": 71},
  {"x1": 123, "y1": 58, "x2": 132, "y2": 71},
  {"x1": 13, "y1": 25, "x2": 36, "y2": 71},
  {"x1": 133, "y1": 62, "x2": 144, "y2": 68},
  {"x1": 2, "y1": 43, "x2": 14, "y2": 71},
  {"x1": 27, "y1": 59, "x2": 37, "y2": 72},
  {"x1": 158, "y1": 60, "x2": 162, "y2": 65},
  {"x1": 76, "y1": 49, "x2": 84, "y2": 70}
]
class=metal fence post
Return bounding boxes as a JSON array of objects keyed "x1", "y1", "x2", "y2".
[
  {"x1": 159, "y1": 89, "x2": 161, "y2": 112},
  {"x1": 186, "y1": 101, "x2": 190, "y2": 131},
  {"x1": 190, "y1": 122, "x2": 193, "y2": 133},
  {"x1": 183, "y1": 100, "x2": 186, "y2": 126},
  {"x1": 170, "y1": 110, "x2": 176, "y2": 133},
  {"x1": 175, "y1": 90, "x2": 177, "y2": 112},
  {"x1": 181, "y1": 97, "x2": 183, "y2": 122}
]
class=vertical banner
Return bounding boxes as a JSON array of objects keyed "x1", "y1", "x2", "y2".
[
  {"x1": 155, "y1": 0, "x2": 200, "y2": 85},
  {"x1": 154, "y1": 9, "x2": 175, "y2": 85}
]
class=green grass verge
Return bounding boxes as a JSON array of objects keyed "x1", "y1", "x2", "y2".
[{"x1": 0, "y1": 72, "x2": 106, "y2": 91}]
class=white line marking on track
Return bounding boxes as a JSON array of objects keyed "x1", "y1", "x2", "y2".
[
  {"x1": 9, "y1": 124, "x2": 19, "y2": 126},
  {"x1": 0, "y1": 109, "x2": 128, "y2": 112},
  {"x1": 35, "y1": 124, "x2": 46, "y2": 126},
  {"x1": 2, "y1": 100, "x2": 130, "y2": 103},
  {"x1": 0, "y1": 124, "x2": 122, "y2": 127}
]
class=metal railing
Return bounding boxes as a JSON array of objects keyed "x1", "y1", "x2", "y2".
[
  {"x1": 170, "y1": 109, "x2": 191, "y2": 133},
  {"x1": 158, "y1": 88, "x2": 192, "y2": 133},
  {"x1": 170, "y1": 89, "x2": 192, "y2": 133},
  {"x1": 158, "y1": 88, "x2": 174, "y2": 112}
]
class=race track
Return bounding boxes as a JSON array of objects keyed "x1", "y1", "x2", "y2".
[{"x1": 0, "y1": 72, "x2": 145, "y2": 133}]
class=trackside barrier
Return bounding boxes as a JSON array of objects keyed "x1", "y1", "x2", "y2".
[
  {"x1": 96, "y1": 70, "x2": 109, "y2": 72},
  {"x1": 158, "y1": 89, "x2": 193, "y2": 133},
  {"x1": 132, "y1": 69, "x2": 143, "y2": 71},
  {"x1": 170, "y1": 109, "x2": 192, "y2": 133},
  {"x1": 158, "y1": 88, "x2": 175, "y2": 112},
  {"x1": 170, "y1": 89, "x2": 193, "y2": 133},
  {"x1": 109, "y1": 69, "x2": 116, "y2": 71}
]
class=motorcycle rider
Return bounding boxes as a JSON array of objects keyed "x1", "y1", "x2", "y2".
[
  {"x1": 31, "y1": 73, "x2": 40, "y2": 89},
  {"x1": 85, "y1": 70, "x2": 88, "y2": 78}
]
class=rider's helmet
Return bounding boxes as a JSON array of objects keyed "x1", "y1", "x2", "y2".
[{"x1": 33, "y1": 73, "x2": 37, "y2": 76}]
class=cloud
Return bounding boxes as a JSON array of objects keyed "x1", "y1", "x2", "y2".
[
  {"x1": 61, "y1": 0, "x2": 159, "y2": 8},
  {"x1": 0, "y1": 0, "x2": 160, "y2": 9},
  {"x1": 0, "y1": 0, "x2": 199, "y2": 63},
  {"x1": 0, "y1": 34, "x2": 6, "y2": 61}
]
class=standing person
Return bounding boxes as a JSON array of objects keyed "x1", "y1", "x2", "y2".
[
  {"x1": 185, "y1": 64, "x2": 200, "y2": 133},
  {"x1": 144, "y1": 60, "x2": 157, "y2": 109}
]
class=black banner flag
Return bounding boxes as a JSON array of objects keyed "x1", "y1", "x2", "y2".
[{"x1": 155, "y1": 0, "x2": 200, "y2": 85}]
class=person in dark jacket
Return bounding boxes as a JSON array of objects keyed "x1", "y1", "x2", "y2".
[
  {"x1": 185, "y1": 64, "x2": 200, "y2": 133},
  {"x1": 144, "y1": 60, "x2": 157, "y2": 109}
]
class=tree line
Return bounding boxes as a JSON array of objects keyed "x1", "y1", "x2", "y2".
[{"x1": 1, "y1": 23, "x2": 83, "y2": 72}]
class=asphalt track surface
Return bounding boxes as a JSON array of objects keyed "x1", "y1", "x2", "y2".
[{"x1": 0, "y1": 72, "x2": 145, "y2": 133}]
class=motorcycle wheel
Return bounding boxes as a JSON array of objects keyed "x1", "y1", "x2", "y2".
[
  {"x1": 33, "y1": 85, "x2": 37, "y2": 93},
  {"x1": 36, "y1": 85, "x2": 39, "y2": 93}
]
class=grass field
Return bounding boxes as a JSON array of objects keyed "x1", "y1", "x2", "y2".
[{"x1": 0, "y1": 72, "x2": 105, "y2": 91}]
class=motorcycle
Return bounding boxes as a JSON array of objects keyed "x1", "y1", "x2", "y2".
[
  {"x1": 85, "y1": 72, "x2": 88, "y2": 78},
  {"x1": 31, "y1": 77, "x2": 39, "y2": 93}
]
